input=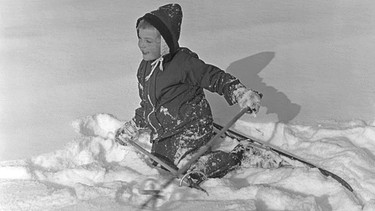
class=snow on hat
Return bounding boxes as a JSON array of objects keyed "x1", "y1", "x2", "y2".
[{"x1": 136, "y1": 3, "x2": 183, "y2": 54}]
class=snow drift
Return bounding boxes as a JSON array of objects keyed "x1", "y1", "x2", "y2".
[{"x1": 1, "y1": 113, "x2": 375, "y2": 210}]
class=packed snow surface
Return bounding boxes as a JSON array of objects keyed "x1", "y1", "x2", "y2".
[{"x1": 1, "y1": 113, "x2": 375, "y2": 210}]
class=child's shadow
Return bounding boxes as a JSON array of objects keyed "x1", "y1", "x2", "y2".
[
  {"x1": 207, "y1": 52, "x2": 300, "y2": 124},
  {"x1": 228, "y1": 52, "x2": 301, "y2": 123}
]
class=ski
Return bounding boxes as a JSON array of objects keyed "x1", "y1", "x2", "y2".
[{"x1": 213, "y1": 122, "x2": 354, "y2": 192}]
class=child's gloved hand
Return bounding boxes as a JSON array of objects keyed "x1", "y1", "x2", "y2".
[
  {"x1": 115, "y1": 120, "x2": 139, "y2": 142},
  {"x1": 236, "y1": 88, "x2": 263, "y2": 114}
]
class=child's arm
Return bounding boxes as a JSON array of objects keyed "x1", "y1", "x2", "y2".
[
  {"x1": 183, "y1": 55, "x2": 243, "y2": 104},
  {"x1": 133, "y1": 82, "x2": 147, "y2": 129},
  {"x1": 183, "y1": 55, "x2": 262, "y2": 113},
  {"x1": 133, "y1": 103, "x2": 146, "y2": 128},
  {"x1": 132, "y1": 61, "x2": 148, "y2": 128}
]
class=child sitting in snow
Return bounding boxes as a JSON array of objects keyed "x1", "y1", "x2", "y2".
[{"x1": 116, "y1": 3, "x2": 279, "y2": 187}]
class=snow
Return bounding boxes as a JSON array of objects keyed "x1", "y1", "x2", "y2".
[
  {"x1": 1, "y1": 113, "x2": 375, "y2": 210},
  {"x1": 2, "y1": 0, "x2": 375, "y2": 210}
]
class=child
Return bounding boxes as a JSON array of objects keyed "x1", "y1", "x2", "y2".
[{"x1": 116, "y1": 3, "x2": 269, "y2": 187}]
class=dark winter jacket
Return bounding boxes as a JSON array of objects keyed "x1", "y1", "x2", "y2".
[
  {"x1": 133, "y1": 3, "x2": 243, "y2": 143},
  {"x1": 133, "y1": 48, "x2": 241, "y2": 142}
]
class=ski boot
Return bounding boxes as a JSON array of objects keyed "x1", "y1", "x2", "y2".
[{"x1": 235, "y1": 141, "x2": 289, "y2": 168}]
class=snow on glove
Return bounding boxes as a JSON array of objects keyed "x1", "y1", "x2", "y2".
[
  {"x1": 115, "y1": 120, "x2": 139, "y2": 142},
  {"x1": 235, "y1": 87, "x2": 262, "y2": 114}
]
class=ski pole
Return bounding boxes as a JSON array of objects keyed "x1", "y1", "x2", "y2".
[
  {"x1": 119, "y1": 137, "x2": 179, "y2": 175},
  {"x1": 140, "y1": 107, "x2": 251, "y2": 209},
  {"x1": 175, "y1": 108, "x2": 250, "y2": 177},
  {"x1": 213, "y1": 122, "x2": 355, "y2": 193}
]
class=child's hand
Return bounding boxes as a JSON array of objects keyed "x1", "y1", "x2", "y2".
[
  {"x1": 237, "y1": 88, "x2": 262, "y2": 114},
  {"x1": 115, "y1": 120, "x2": 139, "y2": 141}
]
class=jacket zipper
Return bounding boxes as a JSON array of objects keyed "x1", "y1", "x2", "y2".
[
  {"x1": 146, "y1": 64, "x2": 159, "y2": 136},
  {"x1": 147, "y1": 93, "x2": 158, "y2": 133}
]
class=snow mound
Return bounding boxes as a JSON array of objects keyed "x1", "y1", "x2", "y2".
[
  {"x1": 1, "y1": 113, "x2": 375, "y2": 210},
  {"x1": 72, "y1": 113, "x2": 123, "y2": 139},
  {"x1": 235, "y1": 120, "x2": 375, "y2": 209}
]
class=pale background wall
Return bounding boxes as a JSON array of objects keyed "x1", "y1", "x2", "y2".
[{"x1": 1, "y1": 0, "x2": 375, "y2": 160}]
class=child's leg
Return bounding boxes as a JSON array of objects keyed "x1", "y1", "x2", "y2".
[
  {"x1": 185, "y1": 143, "x2": 285, "y2": 184},
  {"x1": 151, "y1": 124, "x2": 243, "y2": 178},
  {"x1": 151, "y1": 124, "x2": 212, "y2": 169},
  {"x1": 237, "y1": 142, "x2": 286, "y2": 168},
  {"x1": 191, "y1": 150, "x2": 243, "y2": 179}
]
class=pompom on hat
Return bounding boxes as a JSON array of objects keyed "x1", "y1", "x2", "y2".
[{"x1": 136, "y1": 3, "x2": 183, "y2": 54}]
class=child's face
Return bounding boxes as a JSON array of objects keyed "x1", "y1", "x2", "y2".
[{"x1": 138, "y1": 28, "x2": 161, "y2": 61}]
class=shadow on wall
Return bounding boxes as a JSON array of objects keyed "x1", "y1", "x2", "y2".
[{"x1": 227, "y1": 52, "x2": 301, "y2": 123}]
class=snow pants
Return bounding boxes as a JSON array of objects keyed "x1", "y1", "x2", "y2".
[{"x1": 151, "y1": 125, "x2": 243, "y2": 178}]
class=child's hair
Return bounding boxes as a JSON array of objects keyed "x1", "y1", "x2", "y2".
[{"x1": 137, "y1": 19, "x2": 161, "y2": 36}]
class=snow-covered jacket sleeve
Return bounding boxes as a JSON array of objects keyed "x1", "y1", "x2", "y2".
[
  {"x1": 182, "y1": 54, "x2": 245, "y2": 105},
  {"x1": 132, "y1": 61, "x2": 147, "y2": 128},
  {"x1": 132, "y1": 83, "x2": 147, "y2": 128}
]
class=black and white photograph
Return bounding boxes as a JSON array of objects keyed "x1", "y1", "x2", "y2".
[{"x1": 1, "y1": 1, "x2": 375, "y2": 210}]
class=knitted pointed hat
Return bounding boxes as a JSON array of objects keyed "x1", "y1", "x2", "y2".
[{"x1": 136, "y1": 3, "x2": 183, "y2": 54}]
